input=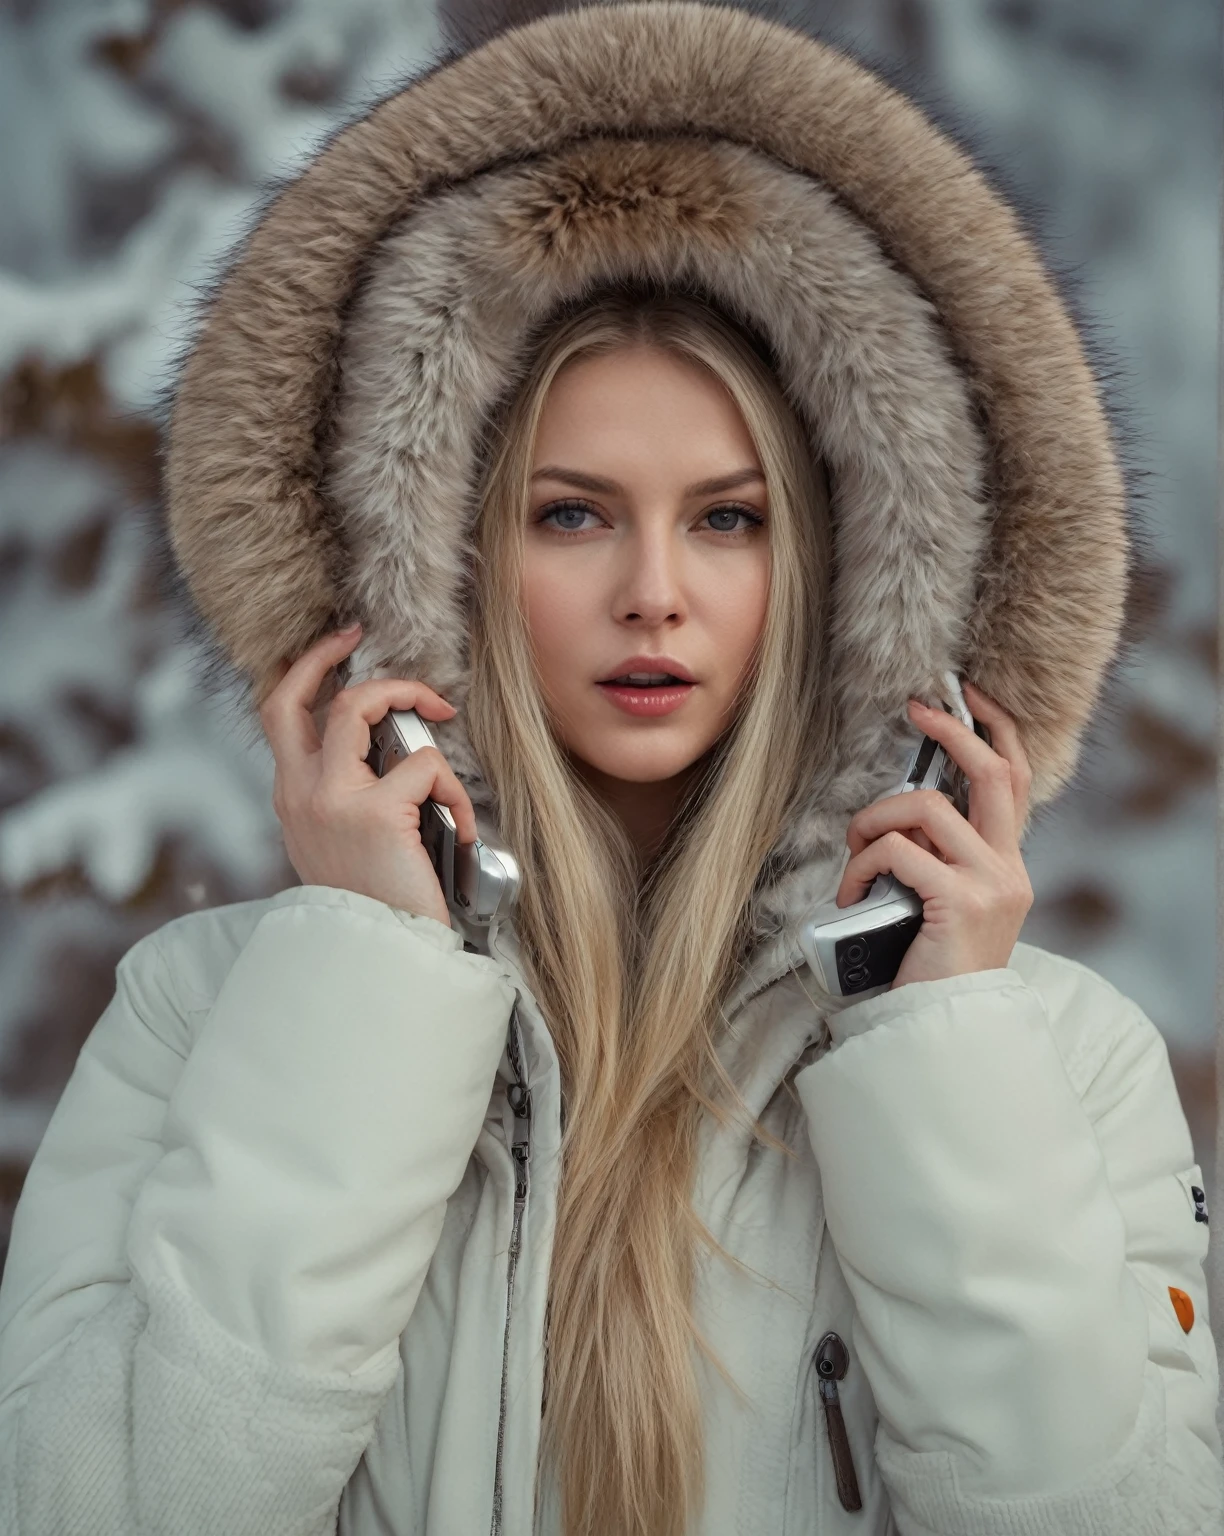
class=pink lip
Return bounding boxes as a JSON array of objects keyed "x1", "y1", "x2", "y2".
[
  {"x1": 597, "y1": 655, "x2": 696, "y2": 685},
  {"x1": 596, "y1": 682, "x2": 696, "y2": 717},
  {"x1": 595, "y1": 655, "x2": 698, "y2": 717}
]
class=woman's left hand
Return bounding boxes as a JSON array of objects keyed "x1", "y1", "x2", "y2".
[{"x1": 835, "y1": 680, "x2": 1035, "y2": 990}]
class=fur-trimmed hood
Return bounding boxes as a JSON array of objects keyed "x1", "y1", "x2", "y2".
[{"x1": 162, "y1": 0, "x2": 1137, "y2": 942}]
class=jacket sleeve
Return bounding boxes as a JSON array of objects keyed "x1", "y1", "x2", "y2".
[
  {"x1": 0, "y1": 885, "x2": 516, "y2": 1536},
  {"x1": 794, "y1": 963, "x2": 1224, "y2": 1536}
]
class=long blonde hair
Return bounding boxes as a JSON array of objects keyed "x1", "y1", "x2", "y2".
[{"x1": 467, "y1": 291, "x2": 834, "y2": 1536}]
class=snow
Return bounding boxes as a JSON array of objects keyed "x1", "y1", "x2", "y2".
[{"x1": 0, "y1": 0, "x2": 441, "y2": 1207}]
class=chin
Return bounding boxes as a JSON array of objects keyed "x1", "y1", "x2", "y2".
[{"x1": 575, "y1": 730, "x2": 712, "y2": 785}]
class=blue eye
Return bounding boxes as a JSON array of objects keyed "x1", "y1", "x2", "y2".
[
  {"x1": 536, "y1": 499, "x2": 766, "y2": 536},
  {"x1": 704, "y1": 504, "x2": 766, "y2": 534},
  {"x1": 538, "y1": 499, "x2": 601, "y2": 533}
]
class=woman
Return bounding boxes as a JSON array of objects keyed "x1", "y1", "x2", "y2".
[{"x1": 0, "y1": 5, "x2": 1219, "y2": 1536}]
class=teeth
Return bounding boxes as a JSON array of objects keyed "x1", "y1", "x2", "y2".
[{"x1": 617, "y1": 673, "x2": 675, "y2": 685}]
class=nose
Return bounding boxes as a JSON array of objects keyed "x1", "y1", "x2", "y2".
[{"x1": 612, "y1": 520, "x2": 687, "y2": 628}]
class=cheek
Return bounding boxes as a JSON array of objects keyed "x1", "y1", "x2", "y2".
[
  {"x1": 701, "y1": 552, "x2": 771, "y2": 678},
  {"x1": 521, "y1": 554, "x2": 597, "y2": 699}
]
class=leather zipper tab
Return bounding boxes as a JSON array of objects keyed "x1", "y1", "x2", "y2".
[{"x1": 814, "y1": 1330, "x2": 862, "y2": 1512}]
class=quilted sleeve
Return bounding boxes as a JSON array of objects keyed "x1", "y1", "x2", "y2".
[
  {"x1": 794, "y1": 964, "x2": 1224, "y2": 1536},
  {"x1": 0, "y1": 885, "x2": 515, "y2": 1536}
]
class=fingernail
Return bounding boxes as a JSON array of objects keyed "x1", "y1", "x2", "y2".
[{"x1": 339, "y1": 622, "x2": 362, "y2": 635}]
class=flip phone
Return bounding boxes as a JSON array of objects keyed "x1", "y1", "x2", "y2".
[
  {"x1": 797, "y1": 672, "x2": 991, "y2": 998},
  {"x1": 331, "y1": 655, "x2": 521, "y2": 936},
  {"x1": 362, "y1": 707, "x2": 521, "y2": 932}
]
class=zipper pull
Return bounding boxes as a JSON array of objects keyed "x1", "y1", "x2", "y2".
[{"x1": 814, "y1": 1331, "x2": 862, "y2": 1512}]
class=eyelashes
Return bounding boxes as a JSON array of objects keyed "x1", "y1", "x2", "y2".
[
  {"x1": 703, "y1": 504, "x2": 767, "y2": 534},
  {"x1": 535, "y1": 499, "x2": 599, "y2": 533},
  {"x1": 535, "y1": 498, "x2": 767, "y2": 536}
]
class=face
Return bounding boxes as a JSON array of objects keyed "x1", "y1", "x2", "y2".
[{"x1": 522, "y1": 343, "x2": 771, "y2": 788}]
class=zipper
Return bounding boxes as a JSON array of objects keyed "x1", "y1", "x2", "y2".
[
  {"x1": 814, "y1": 1330, "x2": 862, "y2": 1512},
  {"x1": 491, "y1": 1006, "x2": 532, "y2": 1536}
]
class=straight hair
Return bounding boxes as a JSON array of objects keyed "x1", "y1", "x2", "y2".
[{"x1": 466, "y1": 290, "x2": 834, "y2": 1536}]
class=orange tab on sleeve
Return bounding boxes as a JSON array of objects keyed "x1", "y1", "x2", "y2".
[{"x1": 1168, "y1": 1286, "x2": 1194, "y2": 1333}]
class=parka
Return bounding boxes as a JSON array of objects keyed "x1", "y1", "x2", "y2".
[{"x1": 1, "y1": 3, "x2": 1221, "y2": 1534}]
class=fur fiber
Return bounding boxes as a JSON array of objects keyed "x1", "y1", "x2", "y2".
[{"x1": 161, "y1": 0, "x2": 1132, "y2": 936}]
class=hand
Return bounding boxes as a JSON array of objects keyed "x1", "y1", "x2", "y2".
[
  {"x1": 834, "y1": 680, "x2": 1034, "y2": 990},
  {"x1": 260, "y1": 624, "x2": 478, "y2": 927}
]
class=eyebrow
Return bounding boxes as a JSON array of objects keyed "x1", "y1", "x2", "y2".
[{"x1": 530, "y1": 465, "x2": 766, "y2": 498}]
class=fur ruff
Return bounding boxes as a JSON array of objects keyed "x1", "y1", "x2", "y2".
[{"x1": 161, "y1": 0, "x2": 1133, "y2": 937}]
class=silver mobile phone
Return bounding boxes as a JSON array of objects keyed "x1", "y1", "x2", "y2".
[
  {"x1": 797, "y1": 671, "x2": 990, "y2": 998},
  {"x1": 363, "y1": 707, "x2": 521, "y2": 932},
  {"x1": 332, "y1": 652, "x2": 520, "y2": 932}
]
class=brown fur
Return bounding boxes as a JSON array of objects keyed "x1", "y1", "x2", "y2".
[{"x1": 164, "y1": 0, "x2": 1129, "y2": 923}]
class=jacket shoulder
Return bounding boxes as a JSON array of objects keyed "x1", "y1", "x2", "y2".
[
  {"x1": 128, "y1": 892, "x2": 293, "y2": 1015},
  {"x1": 1008, "y1": 938, "x2": 1142, "y2": 1019},
  {"x1": 125, "y1": 886, "x2": 476, "y2": 1020},
  {"x1": 1007, "y1": 939, "x2": 1168, "y2": 1101}
]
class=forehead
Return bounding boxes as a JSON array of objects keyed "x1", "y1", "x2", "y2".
[{"x1": 533, "y1": 346, "x2": 760, "y2": 476}]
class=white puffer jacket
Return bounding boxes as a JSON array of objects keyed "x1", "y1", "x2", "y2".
[
  {"x1": 0, "y1": 882, "x2": 1220, "y2": 1533},
  {"x1": 1, "y1": 2, "x2": 1221, "y2": 1532}
]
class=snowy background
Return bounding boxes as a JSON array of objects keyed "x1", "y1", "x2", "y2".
[{"x1": 0, "y1": 0, "x2": 1217, "y2": 1275}]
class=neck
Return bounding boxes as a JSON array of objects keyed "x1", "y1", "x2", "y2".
[{"x1": 572, "y1": 753, "x2": 710, "y2": 863}]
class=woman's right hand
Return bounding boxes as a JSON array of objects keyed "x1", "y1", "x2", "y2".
[{"x1": 260, "y1": 623, "x2": 477, "y2": 927}]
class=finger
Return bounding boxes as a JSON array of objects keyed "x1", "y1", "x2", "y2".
[
  {"x1": 319, "y1": 678, "x2": 458, "y2": 783},
  {"x1": 261, "y1": 625, "x2": 363, "y2": 763},
  {"x1": 960, "y1": 681, "x2": 1033, "y2": 835},
  {"x1": 907, "y1": 699, "x2": 1015, "y2": 852},
  {"x1": 848, "y1": 787, "x2": 982, "y2": 868},
  {"x1": 375, "y1": 745, "x2": 479, "y2": 844},
  {"x1": 836, "y1": 828, "x2": 954, "y2": 907}
]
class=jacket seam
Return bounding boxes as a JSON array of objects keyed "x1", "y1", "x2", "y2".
[{"x1": 116, "y1": 932, "x2": 202, "y2": 1056}]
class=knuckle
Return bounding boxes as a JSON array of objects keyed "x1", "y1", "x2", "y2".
[
  {"x1": 334, "y1": 680, "x2": 374, "y2": 708},
  {"x1": 392, "y1": 749, "x2": 441, "y2": 794},
  {"x1": 305, "y1": 786, "x2": 337, "y2": 824},
  {"x1": 359, "y1": 677, "x2": 423, "y2": 705},
  {"x1": 963, "y1": 884, "x2": 991, "y2": 918},
  {"x1": 988, "y1": 756, "x2": 1013, "y2": 785}
]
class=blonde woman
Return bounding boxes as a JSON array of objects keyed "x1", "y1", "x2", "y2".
[{"x1": 1, "y1": 7, "x2": 1220, "y2": 1536}]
